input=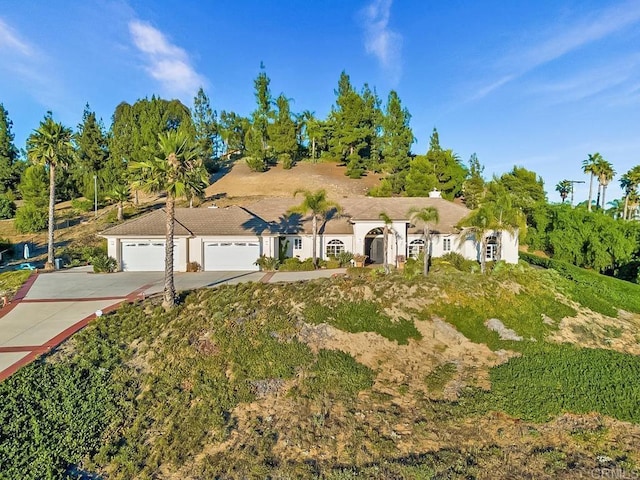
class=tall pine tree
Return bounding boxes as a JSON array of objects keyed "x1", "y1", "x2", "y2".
[
  {"x1": 0, "y1": 104, "x2": 22, "y2": 195},
  {"x1": 245, "y1": 64, "x2": 273, "y2": 171},
  {"x1": 192, "y1": 87, "x2": 220, "y2": 171},
  {"x1": 381, "y1": 90, "x2": 413, "y2": 193},
  {"x1": 269, "y1": 94, "x2": 298, "y2": 169},
  {"x1": 73, "y1": 104, "x2": 109, "y2": 200}
]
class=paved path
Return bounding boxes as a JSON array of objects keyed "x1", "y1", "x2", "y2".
[{"x1": 0, "y1": 267, "x2": 346, "y2": 381}]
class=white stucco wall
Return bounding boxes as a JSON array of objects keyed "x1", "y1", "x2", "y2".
[{"x1": 499, "y1": 230, "x2": 519, "y2": 264}]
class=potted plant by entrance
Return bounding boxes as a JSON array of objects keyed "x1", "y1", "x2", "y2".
[{"x1": 353, "y1": 253, "x2": 367, "y2": 268}]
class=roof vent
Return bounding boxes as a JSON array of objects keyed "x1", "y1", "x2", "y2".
[{"x1": 428, "y1": 188, "x2": 442, "y2": 198}]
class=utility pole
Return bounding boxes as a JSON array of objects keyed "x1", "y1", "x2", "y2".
[{"x1": 568, "y1": 180, "x2": 585, "y2": 205}]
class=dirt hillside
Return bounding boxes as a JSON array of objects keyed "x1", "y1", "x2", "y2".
[{"x1": 205, "y1": 160, "x2": 383, "y2": 202}]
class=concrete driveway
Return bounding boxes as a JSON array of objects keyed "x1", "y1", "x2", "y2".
[{"x1": 0, "y1": 267, "x2": 346, "y2": 380}]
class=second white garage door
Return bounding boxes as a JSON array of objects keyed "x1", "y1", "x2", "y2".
[{"x1": 204, "y1": 241, "x2": 260, "y2": 271}]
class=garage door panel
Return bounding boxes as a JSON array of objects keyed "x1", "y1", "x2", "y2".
[
  {"x1": 204, "y1": 241, "x2": 260, "y2": 271},
  {"x1": 121, "y1": 241, "x2": 179, "y2": 272}
]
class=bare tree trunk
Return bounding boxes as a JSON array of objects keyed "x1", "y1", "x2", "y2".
[
  {"x1": 480, "y1": 236, "x2": 488, "y2": 274},
  {"x1": 312, "y1": 215, "x2": 318, "y2": 269},
  {"x1": 46, "y1": 163, "x2": 56, "y2": 269},
  {"x1": 587, "y1": 174, "x2": 594, "y2": 212},
  {"x1": 623, "y1": 195, "x2": 629, "y2": 220},
  {"x1": 423, "y1": 227, "x2": 429, "y2": 276},
  {"x1": 596, "y1": 184, "x2": 601, "y2": 210},
  {"x1": 163, "y1": 195, "x2": 176, "y2": 310},
  {"x1": 117, "y1": 201, "x2": 124, "y2": 222},
  {"x1": 134, "y1": 189, "x2": 139, "y2": 205},
  {"x1": 601, "y1": 185, "x2": 607, "y2": 211},
  {"x1": 312, "y1": 137, "x2": 316, "y2": 162},
  {"x1": 383, "y1": 226, "x2": 389, "y2": 274},
  {"x1": 496, "y1": 231, "x2": 502, "y2": 262}
]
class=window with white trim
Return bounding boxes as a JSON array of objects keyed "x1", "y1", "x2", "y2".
[
  {"x1": 408, "y1": 239, "x2": 425, "y2": 258},
  {"x1": 326, "y1": 239, "x2": 345, "y2": 257},
  {"x1": 293, "y1": 238, "x2": 302, "y2": 250},
  {"x1": 442, "y1": 238, "x2": 451, "y2": 252},
  {"x1": 486, "y1": 236, "x2": 498, "y2": 261}
]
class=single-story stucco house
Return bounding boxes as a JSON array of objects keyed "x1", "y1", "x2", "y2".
[{"x1": 100, "y1": 192, "x2": 519, "y2": 272}]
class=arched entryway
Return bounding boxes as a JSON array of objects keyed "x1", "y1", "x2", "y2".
[{"x1": 365, "y1": 228, "x2": 384, "y2": 264}]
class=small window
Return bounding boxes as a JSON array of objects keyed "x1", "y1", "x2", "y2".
[
  {"x1": 486, "y1": 236, "x2": 498, "y2": 261},
  {"x1": 326, "y1": 239, "x2": 345, "y2": 257},
  {"x1": 293, "y1": 238, "x2": 302, "y2": 250},
  {"x1": 443, "y1": 238, "x2": 451, "y2": 252},
  {"x1": 408, "y1": 239, "x2": 425, "y2": 259}
]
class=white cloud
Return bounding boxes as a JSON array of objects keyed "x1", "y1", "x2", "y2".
[
  {"x1": 129, "y1": 20, "x2": 205, "y2": 97},
  {"x1": 0, "y1": 17, "x2": 33, "y2": 56},
  {"x1": 361, "y1": 0, "x2": 402, "y2": 84},
  {"x1": 472, "y1": 0, "x2": 640, "y2": 100}
]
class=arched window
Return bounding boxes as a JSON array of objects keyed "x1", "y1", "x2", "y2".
[
  {"x1": 408, "y1": 239, "x2": 425, "y2": 259},
  {"x1": 486, "y1": 236, "x2": 498, "y2": 261},
  {"x1": 326, "y1": 239, "x2": 345, "y2": 257}
]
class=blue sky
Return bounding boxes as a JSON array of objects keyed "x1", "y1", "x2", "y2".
[{"x1": 1, "y1": 0, "x2": 639, "y2": 203}]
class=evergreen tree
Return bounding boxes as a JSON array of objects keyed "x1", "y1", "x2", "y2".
[
  {"x1": 0, "y1": 104, "x2": 23, "y2": 195},
  {"x1": 245, "y1": 65, "x2": 273, "y2": 171},
  {"x1": 219, "y1": 111, "x2": 249, "y2": 157},
  {"x1": 327, "y1": 71, "x2": 372, "y2": 178},
  {"x1": 192, "y1": 87, "x2": 220, "y2": 171},
  {"x1": 462, "y1": 153, "x2": 485, "y2": 209},
  {"x1": 269, "y1": 94, "x2": 298, "y2": 168},
  {"x1": 18, "y1": 165, "x2": 49, "y2": 208},
  {"x1": 493, "y1": 166, "x2": 546, "y2": 216},
  {"x1": 108, "y1": 97, "x2": 194, "y2": 203},
  {"x1": 406, "y1": 129, "x2": 466, "y2": 198},
  {"x1": 381, "y1": 90, "x2": 413, "y2": 193},
  {"x1": 73, "y1": 104, "x2": 109, "y2": 200},
  {"x1": 361, "y1": 84, "x2": 383, "y2": 172}
]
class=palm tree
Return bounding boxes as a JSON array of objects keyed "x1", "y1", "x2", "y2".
[
  {"x1": 620, "y1": 165, "x2": 640, "y2": 220},
  {"x1": 130, "y1": 130, "x2": 208, "y2": 309},
  {"x1": 379, "y1": 212, "x2": 393, "y2": 274},
  {"x1": 288, "y1": 189, "x2": 340, "y2": 268},
  {"x1": 26, "y1": 116, "x2": 73, "y2": 269},
  {"x1": 594, "y1": 158, "x2": 615, "y2": 210},
  {"x1": 583, "y1": 153, "x2": 602, "y2": 212},
  {"x1": 606, "y1": 198, "x2": 625, "y2": 219},
  {"x1": 407, "y1": 206, "x2": 439, "y2": 276},
  {"x1": 457, "y1": 204, "x2": 495, "y2": 274},
  {"x1": 555, "y1": 180, "x2": 572, "y2": 203},
  {"x1": 108, "y1": 183, "x2": 130, "y2": 222}
]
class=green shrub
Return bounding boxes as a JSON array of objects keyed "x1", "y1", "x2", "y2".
[
  {"x1": 279, "y1": 153, "x2": 294, "y2": 169},
  {"x1": 244, "y1": 156, "x2": 267, "y2": 172},
  {"x1": 90, "y1": 254, "x2": 117, "y2": 273},
  {"x1": 0, "y1": 194, "x2": 16, "y2": 219},
  {"x1": 14, "y1": 204, "x2": 47, "y2": 233},
  {"x1": 403, "y1": 255, "x2": 424, "y2": 279},
  {"x1": 488, "y1": 344, "x2": 640, "y2": 423},
  {"x1": 335, "y1": 251, "x2": 354, "y2": 267},
  {"x1": 301, "y1": 349, "x2": 374, "y2": 399},
  {"x1": 438, "y1": 252, "x2": 477, "y2": 272},
  {"x1": 305, "y1": 300, "x2": 422, "y2": 345},
  {"x1": 71, "y1": 197, "x2": 94, "y2": 213},
  {"x1": 325, "y1": 258, "x2": 341, "y2": 269},
  {"x1": 520, "y1": 251, "x2": 640, "y2": 316},
  {"x1": 279, "y1": 257, "x2": 315, "y2": 271},
  {"x1": 254, "y1": 255, "x2": 280, "y2": 271}
]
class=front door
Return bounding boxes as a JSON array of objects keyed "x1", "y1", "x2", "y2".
[{"x1": 369, "y1": 237, "x2": 384, "y2": 264}]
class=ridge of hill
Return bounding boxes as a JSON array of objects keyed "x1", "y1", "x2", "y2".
[{"x1": 2, "y1": 262, "x2": 640, "y2": 479}]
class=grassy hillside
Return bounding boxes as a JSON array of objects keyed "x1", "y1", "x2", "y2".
[{"x1": 2, "y1": 262, "x2": 640, "y2": 479}]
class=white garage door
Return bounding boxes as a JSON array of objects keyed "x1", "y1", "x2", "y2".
[
  {"x1": 204, "y1": 241, "x2": 260, "y2": 271},
  {"x1": 121, "y1": 241, "x2": 178, "y2": 271}
]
